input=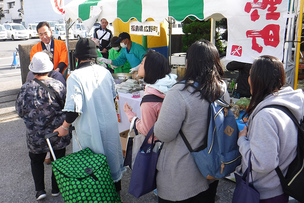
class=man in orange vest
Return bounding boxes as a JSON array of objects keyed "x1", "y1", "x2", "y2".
[{"x1": 30, "y1": 21, "x2": 68, "y2": 74}]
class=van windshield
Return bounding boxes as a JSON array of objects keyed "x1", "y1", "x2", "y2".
[
  {"x1": 12, "y1": 25, "x2": 25, "y2": 30},
  {"x1": 76, "y1": 24, "x2": 85, "y2": 30},
  {"x1": 0, "y1": 26, "x2": 5, "y2": 31},
  {"x1": 56, "y1": 25, "x2": 65, "y2": 31},
  {"x1": 49, "y1": 22, "x2": 56, "y2": 27}
]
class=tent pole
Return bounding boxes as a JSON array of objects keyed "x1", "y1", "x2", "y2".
[
  {"x1": 283, "y1": 0, "x2": 295, "y2": 65},
  {"x1": 65, "y1": 19, "x2": 71, "y2": 75},
  {"x1": 168, "y1": 17, "x2": 172, "y2": 64},
  {"x1": 294, "y1": 0, "x2": 304, "y2": 89},
  {"x1": 210, "y1": 18, "x2": 216, "y2": 45},
  {"x1": 142, "y1": 35, "x2": 147, "y2": 50}
]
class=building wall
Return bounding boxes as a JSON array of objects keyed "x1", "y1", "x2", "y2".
[
  {"x1": 0, "y1": 0, "x2": 4, "y2": 9},
  {"x1": 1, "y1": 0, "x2": 22, "y2": 23}
]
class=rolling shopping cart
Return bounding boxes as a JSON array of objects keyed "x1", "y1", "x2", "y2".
[{"x1": 45, "y1": 132, "x2": 121, "y2": 203}]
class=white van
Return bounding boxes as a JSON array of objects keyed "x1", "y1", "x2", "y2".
[
  {"x1": 88, "y1": 22, "x2": 101, "y2": 38},
  {"x1": 4, "y1": 23, "x2": 29, "y2": 40},
  {"x1": 0, "y1": 25, "x2": 8, "y2": 41},
  {"x1": 53, "y1": 24, "x2": 73, "y2": 40},
  {"x1": 72, "y1": 23, "x2": 87, "y2": 39},
  {"x1": 27, "y1": 23, "x2": 38, "y2": 38},
  {"x1": 48, "y1": 21, "x2": 58, "y2": 32}
]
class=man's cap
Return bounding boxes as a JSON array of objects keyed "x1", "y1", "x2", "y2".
[
  {"x1": 29, "y1": 51, "x2": 53, "y2": 73},
  {"x1": 74, "y1": 38, "x2": 98, "y2": 59},
  {"x1": 111, "y1": 36, "x2": 120, "y2": 47},
  {"x1": 114, "y1": 32, "x2": 130, "y2": 43}
]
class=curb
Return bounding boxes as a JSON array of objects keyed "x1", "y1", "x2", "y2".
[{"x1": 0, "y1": 111, "x2": 19, "y2": 123}]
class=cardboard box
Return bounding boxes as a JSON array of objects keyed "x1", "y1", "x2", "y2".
[
  {"x1": 119, "y1": 129, "x2": 129, "y2": 139},
  {"x1": 120, "y1": 137, "x2": 127, "y2": 157},
  {"x1": 120, "y1": 130, "x2": 129, "y2": 157}
]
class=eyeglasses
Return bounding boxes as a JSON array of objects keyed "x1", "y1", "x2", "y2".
[{"x1": 38, "y1": 31, "x2": 50, "y2": 37}]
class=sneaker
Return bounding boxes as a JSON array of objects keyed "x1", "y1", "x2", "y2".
[
  {"x1": 36, "y1": 190, "x2": 46, "y2": 200},
  {"x1": 51, "y1": 189, "x2": 60, "y2": 197},
  {"x1": 153, "y1": 189, "x2": 158, "y2": 196}
]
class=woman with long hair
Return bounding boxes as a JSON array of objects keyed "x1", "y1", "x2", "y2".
[
  {"x1": 237, "y1": 55, "x2": 304, "y2": 202},
  {"x1": 154, "y1": 40, "x2": 229, "y2": 203}
]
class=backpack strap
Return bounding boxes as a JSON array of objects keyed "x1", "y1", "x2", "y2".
[
  {"x1": 261, "y1": 105, "x2": 301, "y2": 180},
  {"x1": 215, "y1": 97, "x2": 230, "y2": 108},
  {"x1": 133, "y1": 94, "x2": 164, "y2": 135},
  {"x1": 180, "y1": 130, "x2": 194, "y2": 152},
  {"x1": 262, "y1": 105, "x2": 301, "y2": 131},
  {"x1": 180, "y1": 101, "x2": 210, "y2": 153},
  {"x1": 180, "y1": 125, "x2": 208, "y2": 152},
  {"x1": 140, "y1": 94, "x2": 164, "y2": 106}
]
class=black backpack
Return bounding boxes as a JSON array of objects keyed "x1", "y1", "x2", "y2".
[{"x1": 263, "y1": 105, "x2": 304, "y2": 202}]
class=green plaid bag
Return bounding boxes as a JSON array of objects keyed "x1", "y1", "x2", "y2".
[{"x1": 52, "y1": 147, "x2": 121, "y2": 203}]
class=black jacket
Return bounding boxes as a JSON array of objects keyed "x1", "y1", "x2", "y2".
[
  {"x1": 226, "y1": 61, "x2": 252, "y2": 98},
  {"x1": 93, "y1": 27, "x2": 113, "y2": 51}
]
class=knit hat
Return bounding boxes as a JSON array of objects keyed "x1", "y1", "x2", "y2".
[
  {"x1": 74, "y1": 38, "x2": 98, "y2": 59},
  {"x1": 29, "y1": 51, "x2": 53, "y2": 73},
  {"x1": 111, "y1": 36, "x2": 120, "y2": 47},
  {"x1": 114, "y1": 32, "x2": 130, "y2": 43}
]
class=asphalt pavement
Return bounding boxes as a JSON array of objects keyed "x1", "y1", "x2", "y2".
[
  {"x1": 0, "y1": 40, "x2": 236, "y2": 202},
  {"x1": 0, "y1": 115, "x2": 237, "y2": 203},
  {"x1": 0, "y1": 39, "x2": 300, "y2": 203}
]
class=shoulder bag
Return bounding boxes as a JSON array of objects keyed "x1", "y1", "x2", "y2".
[
  {"x1": 232, "y1": 152, "x2": 260, "y2": 203},
  {"x1": 128, "y1": 126, "x2": 163, "y2": 198},
  {"x1": 34, "y1": 78, "x2": 65, "y2": 109}
]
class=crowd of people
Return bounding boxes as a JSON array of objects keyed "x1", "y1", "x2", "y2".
[{"x1": 15, "y1": 19, "x2": 304, "y2": 203}]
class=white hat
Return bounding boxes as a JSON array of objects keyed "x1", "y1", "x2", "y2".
[{"x1": 29, "y1": 52, "x2": 53, "y2": 73}]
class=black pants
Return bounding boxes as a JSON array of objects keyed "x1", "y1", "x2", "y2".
[
  {"x1": 158, "y1": 180, "x2": 219, "y2": 203},
  {"x1": 114, "y1": 180, "x2": 121, "y2": 192},
  {"x1": 29, "y1": 148, "x2": 66, "y2": 191}
]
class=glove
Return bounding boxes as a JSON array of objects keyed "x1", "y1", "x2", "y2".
[
  {"x1": 97, "y1": 57, "x2": 112, "y2": 65},
  {"x1": 111, "y1": 65, "x2": 118, "y2": 69},
  {"x1": 129, "y1": 65, "x2": 139, "y2": 73},
  {"x1": 100, "y1": 63, "x2": 108, "y2": 68}
]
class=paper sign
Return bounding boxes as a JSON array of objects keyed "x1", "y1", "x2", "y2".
[{"x1": 129, "y1": 21, "x2": 160, "y2": 36}]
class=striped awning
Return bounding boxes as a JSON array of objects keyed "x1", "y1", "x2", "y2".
[{"x1": 64, "y1": 0, "x2": 226, "y2": 23}]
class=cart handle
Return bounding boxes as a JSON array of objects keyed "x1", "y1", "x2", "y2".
[
  {"x1": 45, "y1": 132, "x2": 59, "y2": 161},
  {"x1": 45, "y1": 132, "x2": 59, "y2": 139}
]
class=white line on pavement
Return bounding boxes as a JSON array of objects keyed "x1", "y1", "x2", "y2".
[
  {"x1": 0, "y1": 57, "x2": 14, "y2": 60},
  {"x1": 0, "y1": 64, "x2": 12, "y2": 67}
]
